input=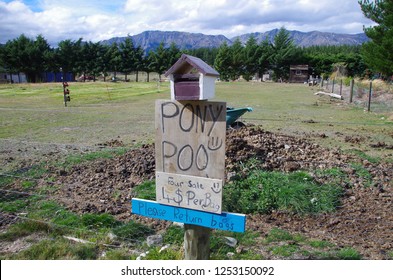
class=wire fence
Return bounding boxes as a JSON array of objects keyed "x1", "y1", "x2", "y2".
[{"x1": 322, "y1": 79, "x2": 393, "y2": 113}]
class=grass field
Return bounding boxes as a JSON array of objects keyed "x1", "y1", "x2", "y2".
[
  {"x1": 1, "y1": 81, "x2": 392, "y2": 158},
  {"x1": 1, "y1": 80, "x2": 392, "y2": 260}
]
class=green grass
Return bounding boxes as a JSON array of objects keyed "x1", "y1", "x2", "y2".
[
  {"x1": 261, "y1": 228, "x2": 362, "y2": 260},
  {"x1": 1, "y1": 81, "x2": 391, "y2": 260},
  {"x1": 336, "y1": 247, "x2": 362, "y2": 260},
  {"x1": 131, "y1": 180, "x2": 156, "y2": 200},
  {"x1": 8, "y1": 238, "x2": 98, "y2": 260},
  {"x1": 224, "y1": 170, "x2": 342, "y2": 214},
  {"x1": 1, "y1": 81, "x2": 391, "y2": 159}
]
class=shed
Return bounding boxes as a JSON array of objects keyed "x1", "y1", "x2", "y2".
[
  {"x1": 289, "y1": 65, "x2": 309, "y2": 83},
  {"x1": 165, "y1": 54, "x2": 220, "y2": 100}
]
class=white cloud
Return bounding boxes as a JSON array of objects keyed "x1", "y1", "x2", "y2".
[{"x1": 0, "y1": 0, "x2": 375, "y2": 44}]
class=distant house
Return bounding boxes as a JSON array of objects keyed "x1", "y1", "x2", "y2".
[{"x1": 289, "y1": 65, "x2": 309, "y2": 83}]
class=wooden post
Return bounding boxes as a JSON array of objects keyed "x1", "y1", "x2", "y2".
[
  {"x1": 331, "y1": 78, "x2": 335, "y2": 93},
  {"x1": 349, "y1": 79, "x2": 354, "y2": 103},
  {"x1": 184, "y1": 224, "x2": 211, "y2": 260},
  {"x1": 368, "y1": 81, "x2": 372, "y2": 112},
  {"x1": 155, "y1": 100, "x2": 226, "y2": 260},
  {"x1": 339, "y1": 79, "x2": 343, "y2": 97},
  {"x1": 133, "y1": 55, "x2": 246, "y2": 262}
]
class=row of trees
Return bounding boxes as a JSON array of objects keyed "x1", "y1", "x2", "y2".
[
  {"x1": 0, "y1": 35, "x2": 183, "y2": 83},
  {"x1": 213, "y1": 29, "x2": 366, "y2": 81},
  {"x1": 1, "y1": 0, "x2": 392, "y2": 84},
  {"x1": 0, "y1": 30, "x2": 366, "y2": 83}
]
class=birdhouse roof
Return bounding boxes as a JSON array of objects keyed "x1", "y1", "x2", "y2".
[{"x1": 165, "y1": 54, "x2": 220, "y2": 77}]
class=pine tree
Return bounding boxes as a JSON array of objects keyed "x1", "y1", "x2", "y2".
[
  {"x1": 214, "y1": 42, "x2": 232, "y2": 81},
  {"x1": 119, "y1": 37, "x2": 137, "y2": 81},
  {"x1": 242, "y1": 36, "x2": 261, "y2": 81},
  {"x1": 269, "y1": 27, "x2": 297, "y2": 81},
  {"x1": 359, "y1": 0, "x2": 393, "y2": 77}
]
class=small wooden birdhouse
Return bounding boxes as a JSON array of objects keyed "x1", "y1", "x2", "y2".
[{"x1": 165, "y1": 54, "x2": 220, "y2": 101}]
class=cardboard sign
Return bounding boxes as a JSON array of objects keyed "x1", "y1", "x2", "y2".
[
  {"x1": 156, "y1": 171, "x2": 223, "y2": 214},
  {"x1": 132, "y1": 198, "x2": 246, "y2": 233},
  {"x1": 155, "y1": 100, "x2": 226, "y2": 179}
]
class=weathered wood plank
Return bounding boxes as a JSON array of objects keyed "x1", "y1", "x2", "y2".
[
  {"x1": 156, "y1": 171, "x2": 223, "y2": 213},
  {"x1": 155, "y1": 100, "x2": 226, "y2": 179}
]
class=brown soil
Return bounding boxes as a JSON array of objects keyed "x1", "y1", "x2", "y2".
[{"x1": 2, "y1": 127, "x2": 392, "y2": 259}]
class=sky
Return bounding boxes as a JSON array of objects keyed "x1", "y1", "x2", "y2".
[{"x1": 0, "y1": 0, "x2": 375, "y2": 45}]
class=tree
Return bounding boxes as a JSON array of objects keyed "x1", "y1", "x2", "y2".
[
  {"x1": 242, "y1": 36, "x2": 261, "y2": 81},
  {"x1": 258, "y1": 39, "x2": 272, "y2": 79},
  {"x1": 229, "y1": 39, "x2": 244, "y2": 80},
  {"x1": 105, "y1": 42, "x2": 121, "y2": 80},
  {"x1": 57, "y1": 38, "x2": 83, "y2": 80},
  {"x1": 119, "y1": 37, "x2": 137, "y2": 81},
  {"x1": 148, "y1": 42, "x2": 173, "y2": 80},
  {"x1": 269, "y1": 27, "x2": 297, "y2": 81},
  {"x1": 359, "y1": 0, "x2": 393, "y2": 78},
  {"x1": 214, "y1": 42, "x2": 232, "y2": 81},
  {"x1": 133, "y1": 46, "x2": 145, "y2": 82}
]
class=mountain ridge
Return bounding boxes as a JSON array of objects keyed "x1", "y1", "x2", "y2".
[{"x1": 101, "y1": 29, "x2": 369, "y2": 52}]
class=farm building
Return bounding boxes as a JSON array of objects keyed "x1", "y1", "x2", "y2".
[{"x1": 289, "y1": 65, "x2": 309, "y2": 83}]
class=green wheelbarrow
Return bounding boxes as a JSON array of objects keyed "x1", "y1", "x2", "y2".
[{"x1": 226, "y1": 107, "x2": 253, "y2": 129}]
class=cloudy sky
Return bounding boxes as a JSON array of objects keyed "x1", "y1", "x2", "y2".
[{"x1": 0, "y1": 0, "x2": 375, "y2": 44}]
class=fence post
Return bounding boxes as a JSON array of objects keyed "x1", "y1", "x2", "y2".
[
  {"x1": 339, "y1": 79, "x2": 343, "y2": 97},
  {"x1": 368, "y1": 81, "x2": 372, "y2": 112},
  {"x1": 332, "y1": 78, "x2": 335, "y2": 93},
  {"x1": 349, "y1": 79, "x2": 354, "y2": 103}
]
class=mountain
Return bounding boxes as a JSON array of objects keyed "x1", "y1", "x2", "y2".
[
  {"x1": 233, "y1": 29, "x2": 369, "y2": 47},
  {"x1": 102, "y1": 30, "x2": 231, "y2": 53},
  {"x1": 101, "y1": 29, "x2": 369, "y2": 52}
]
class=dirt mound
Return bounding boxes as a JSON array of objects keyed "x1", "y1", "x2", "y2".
[{"x1": 18, "y1": 127, "x2": 393, "y2": 259}]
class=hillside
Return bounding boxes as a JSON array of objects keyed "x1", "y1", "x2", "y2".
[
  {"x1": 101, "y1": 29, "x2": 369, "y2": 52},
  {"x1": 103, "y1": 30, "x2": 231, "y2": 53},
  {"x1": 233, "y1": 29, "x2": 369, "y2": 47}
]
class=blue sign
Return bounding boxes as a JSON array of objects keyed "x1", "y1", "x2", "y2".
[{"x1": 132, "y1": 198, "x2": 246, "y2": 233}]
